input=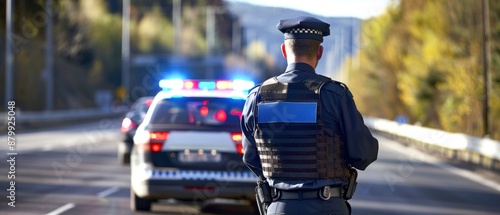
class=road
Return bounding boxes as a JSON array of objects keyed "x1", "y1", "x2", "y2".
[{"x1": 0, "y1": 119, "x2": 499, "y2": 215}]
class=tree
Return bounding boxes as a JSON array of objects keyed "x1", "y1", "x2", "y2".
[{"x1": 350, "y1": 0, "x2": 499, "y2": 140}]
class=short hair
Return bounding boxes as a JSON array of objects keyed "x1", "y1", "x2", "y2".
[{"x1": 284, "y1": 39, "x2": 321, "y2": 59}]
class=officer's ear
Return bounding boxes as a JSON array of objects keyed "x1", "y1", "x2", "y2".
[
  {"x1": 281, "y1": 43, "x2": 287, "y2": 59},
  {"x1": 316, "y1": 45, "x2": 323, "y2": 61}
]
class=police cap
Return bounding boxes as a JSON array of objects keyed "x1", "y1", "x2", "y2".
[{"x1": 277, "y1": 16, "x2": 330, "y2": 42}]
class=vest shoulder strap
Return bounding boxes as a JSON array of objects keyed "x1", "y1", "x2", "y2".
[{"x1": 261, "y1": 76, "x2": 279, "y2": 86}]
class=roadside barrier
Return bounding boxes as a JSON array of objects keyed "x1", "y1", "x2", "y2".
[
  {"x1": 1, "y1": 108, "x2": 127, "y2": 130},
  {"x1": 365, "y1": 117, "x2": 500, "y2": 171}
]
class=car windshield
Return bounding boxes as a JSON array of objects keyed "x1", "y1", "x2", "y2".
[
  {"x1": 127, "y1": 98, "x2": 153, "y2": 122},
  {"x1": 150, "y1": 98, "x2": 244, "y2": 126}
]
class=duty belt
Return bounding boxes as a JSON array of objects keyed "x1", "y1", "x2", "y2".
[{"x1": 273, "y1": 186, "x2": 342, "y2": 201}]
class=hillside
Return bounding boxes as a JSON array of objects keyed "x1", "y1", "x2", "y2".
[{"x1": 226, "y1": 1, "x2": 361, "y2": 78}]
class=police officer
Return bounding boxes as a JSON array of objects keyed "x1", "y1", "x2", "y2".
[{"x1": 241, "y1": 16, "x2": 379, "y2": 215}]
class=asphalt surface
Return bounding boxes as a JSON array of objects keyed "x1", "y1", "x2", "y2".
[{"x1": 0, "y1": 119, "x2": 499, "y2": 215}]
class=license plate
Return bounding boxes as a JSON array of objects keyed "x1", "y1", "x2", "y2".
[{"x1": 178, "y1": 152, "x2": 221, "y2": 163}]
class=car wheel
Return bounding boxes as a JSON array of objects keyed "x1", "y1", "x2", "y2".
[
  {"x1": 119, "y1": 151, "x2": 131, "y2": 165},
  {"x1": 130, "y1": 189, "x2": 152, "y2": 211},
  {"x1": 249, "y1": 199, "x2": 261, "y2": 214}
]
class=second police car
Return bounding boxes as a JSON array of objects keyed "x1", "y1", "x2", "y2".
[
  {"x1": 130, "y1": 78, "x2": 258, "y2": 212},
  {"x1": 118, "y1": 96, "x2": 154, "y2": 165}
]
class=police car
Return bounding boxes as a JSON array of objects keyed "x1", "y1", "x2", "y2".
[
  {"x1": 130, "y1": 78, "x2": 258, "y2": 211},
  {"x1": 118, "y1": 96, "x2": 154, "y2": 165}
]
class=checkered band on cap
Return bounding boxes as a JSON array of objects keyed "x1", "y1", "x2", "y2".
[{"x1": 286, "y1": 28, "x2": 323, "y2": 35}]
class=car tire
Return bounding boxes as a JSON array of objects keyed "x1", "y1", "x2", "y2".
[
  {"x1": 248, "y1": 199, "x2": 260, "y2": 214},
  {"x1": 118, "y1": 151, "x2": 130, "y2": 165},
  {"x1": 130, "y1": 189, "x2": 152, "y2": 211}
]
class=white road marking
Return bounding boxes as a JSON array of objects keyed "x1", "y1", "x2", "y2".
[
  {"x1": 46, "y1": 203, "x2": 75, "y2": 215},
  {"x1": 42, "y1": 145, "x2": 53, "y2": 151},
  {"x1": 379, "y1": 135, "x2": 500, "y2": 192},
  {"x1": 97, "y1": 186, "x2": 120, "y2": 198},
  {"x1": 351, "y1": 199, "x2": 496, "y2": 215}
]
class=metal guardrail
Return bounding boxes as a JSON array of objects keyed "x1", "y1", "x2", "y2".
[
  {"x1": 365, "y1": 117, "x2": 500, "y2": 170},
  {"x1": 1, "y1": 107, "x2": 128, "y2": 130},
  {"x1": 2, "y1": 112, "x2": 498, "y2": 170}
]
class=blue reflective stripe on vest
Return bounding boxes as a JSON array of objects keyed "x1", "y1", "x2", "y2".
[{"x1": 257, "y1": 102, "x2": 317, "y2": 123}]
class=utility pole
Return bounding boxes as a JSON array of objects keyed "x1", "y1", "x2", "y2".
[
  {"x1": 232, "y1": 18, "x2": 241, "y2": 54},
  {"x1": 205, "y1": 6, "x2": 216, "y2": 79},
  {"x1": 5, "y1": 0, "x2": 13, "y2": 110},
  {"x1": 173, "y1": 0, "x2": 182, "y2": 55},
  {"x1": 482, "y1": 0, "x2": 492, "y2": 137},
  {"x1": 122, "y1": 0, "x2": 130, "y2": 101},
  {"x1": 45, "y1": 0, "x2": 54, "y2": 111},
  {"x1": 206, "y1": 6, "x2": 215, "y2": 55},
  {"x1": 352, "y1": 18, "x2": 360, "y2": 76},
  {"x1": 339, "y1": 28, "x2": 347, "y2": 84}
]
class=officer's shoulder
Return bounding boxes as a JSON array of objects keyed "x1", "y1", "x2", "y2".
[
  {"x1": 317, "y1": 77, "x2": 353, "y2": 98},
  {"x1": 318, "y1": 76, "x2": 349, "y2": 94}
]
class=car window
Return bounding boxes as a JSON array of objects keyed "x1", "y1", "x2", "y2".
[
  {"x1": 131, "y1": 98, "x2": 153, "y2": 112},
  {"x1": 150, "y1": 98, "x2": 244, "y2": 125},
  {"x1": 137, "y1": 103, "x2": 150, "y2": 114},
  {"x1": 126, "y1": 98, "x2": 153, "y2": 123}
]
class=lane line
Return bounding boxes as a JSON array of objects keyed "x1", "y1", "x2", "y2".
[
  {"x1": 46, "y1": 203, "x2": 75, "y2": 215},
  {"x1": 1, "y1": 129, "x2": 119, "y2": 154},
  {"x1": 351, "y1": 199, "x2": 496, "y2": 215},
  {"x1": 42, "y1": 145, "x2": 53, "y2": 151},
  {"x1": 431, "y1": 160, "x2": 500, "y2": 192},
  {"x1": 97, "y1": 186, "x2": 120, "y2": 198},
  {"x1": 378, "y1": 135, "x2": 500, "y2": 192}
]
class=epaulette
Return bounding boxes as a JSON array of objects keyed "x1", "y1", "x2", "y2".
[
  {"x1": 331, "y1": 80, "x2": 353, "y2": 98},
  {"x1": 321, "y1": 77, "x2": 345, "y2": 89},
  {"x1": 317, "y1": 74, "x2": 347, "y2": 90},
  {"x1": 335, "y1": 81, "x2": 348, "y2": 90},
  {"x1": 320, "y1": 78, "x2": 352, "y2": 98}
]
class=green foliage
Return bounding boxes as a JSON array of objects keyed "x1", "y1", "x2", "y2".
[
  {"x1": 350, "y1": 0, "x2": 500, "y2": 139},
  {"x1": 136, "y1": 4, "x2": 174, "y2": 53},
  {"x1": 349, "y1": 5, "x2": 406, "y2": 119},
  {"x1": 79, "y1": 0, "x2": 123, "y2": 87},
  {"x1": 14, "y1": 39, "x2": 46, "y2": 110},
  {"x1": 2, "y1": 0, "x2": 237, "y2": 110},
  {"x1": 180, "y1": 5, "x2": 209, "y2": 55},
  {"x1": 490, "y1": 0, "x2": 500, "y2": 139}
]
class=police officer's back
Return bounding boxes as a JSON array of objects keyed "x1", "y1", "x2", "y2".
[{"x1": 241, "y1": 16, "x2": 379, "y2": 215}]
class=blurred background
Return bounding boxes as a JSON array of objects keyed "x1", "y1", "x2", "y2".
[
  {"x1": 1, "y1": 0, "x2": 498, "y2": 139},
  {"x1": 0, "y1": 1, "x2": 499, "y2": 214}
]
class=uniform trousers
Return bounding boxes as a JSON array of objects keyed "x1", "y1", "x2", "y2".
[{"x1": 266, "y1": 197, "x2": 350, "y2": 215}]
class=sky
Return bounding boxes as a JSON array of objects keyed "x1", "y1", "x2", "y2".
[{"x1": 227, "y1": 0, "x2": 394, "y2": 19}]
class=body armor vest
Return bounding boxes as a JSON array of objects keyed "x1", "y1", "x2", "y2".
[{"x1": 254, "y1": 75, "x2": 350, "y2": 180}]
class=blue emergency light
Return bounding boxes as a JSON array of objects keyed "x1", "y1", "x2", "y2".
[
  {"x1": 159, "y1": 79, "x2": 254, "y2": 91},
  {"x1": 159, "y1": 79, "x2": 184, "y2": 90},
  {"x1": 158, "y1": 79, "x2": 255, "y2": 99}
]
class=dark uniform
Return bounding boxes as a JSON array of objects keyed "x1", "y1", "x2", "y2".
[{"x1": 241, "y1": 16, "x2": 379, "y2": 215}]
